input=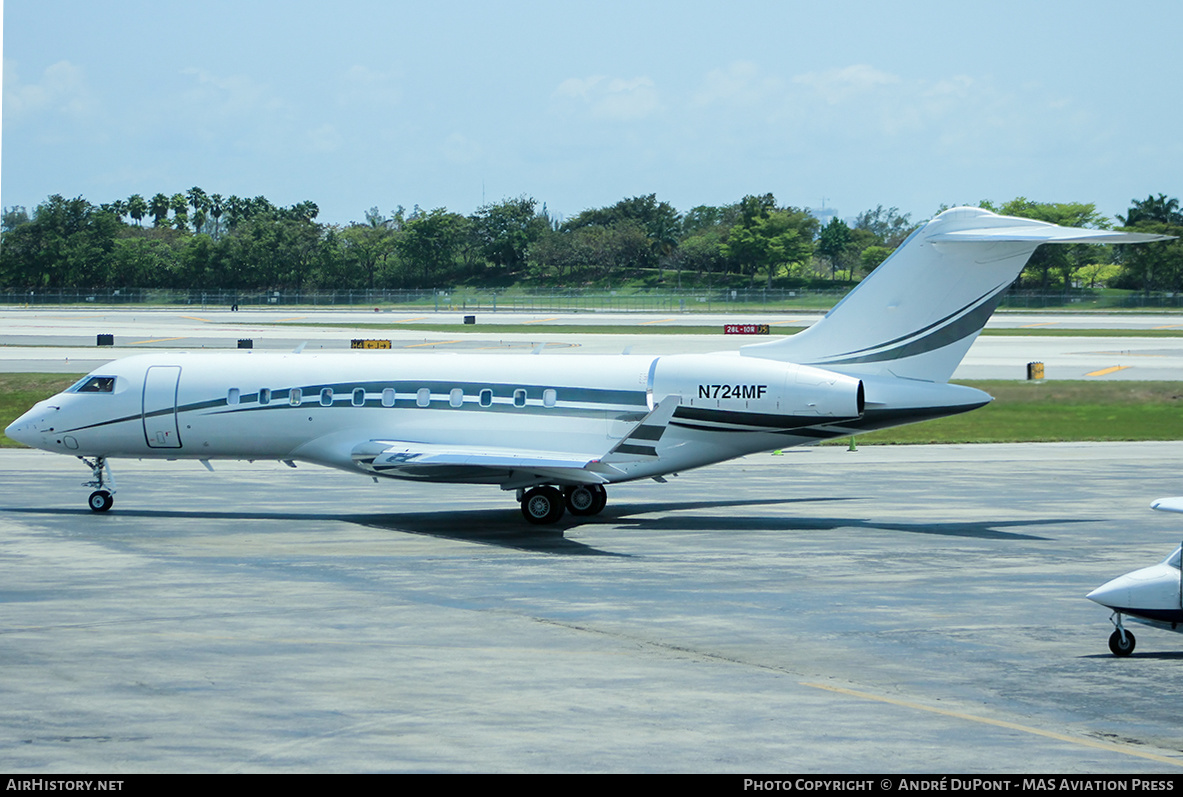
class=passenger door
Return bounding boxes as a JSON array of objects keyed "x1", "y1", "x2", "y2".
[{"x1": 143, "y1": 365, "x2": 182, "y2": 449}]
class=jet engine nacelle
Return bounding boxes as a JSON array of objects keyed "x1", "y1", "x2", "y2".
[{"x1": 651, "y1": 354, "x2": 864, "y2": 420}]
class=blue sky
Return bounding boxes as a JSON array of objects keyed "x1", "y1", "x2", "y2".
[{"x1": 4, "y1": 0, "x2": 1180, "y2": 226}]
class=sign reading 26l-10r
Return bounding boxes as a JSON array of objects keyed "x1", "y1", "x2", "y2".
[{"x1": 698, "y1": 384, "x2": 768, "y2": 399}]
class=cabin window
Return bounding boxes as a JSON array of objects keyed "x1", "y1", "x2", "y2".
[
  {"x1": 479, "y1": 389, "x2": 493, "y2": 408},
  {"x1": 513, "y1": 389, "x2": 527, "y2": 408},
  {"x1": 259, "y1": 388, "x2": 271, "y2": 405},
  {"x1": 289, "y1": 388, "x2": 302, "y2": 406},
  {"x1": 543, "y1": 389, "x2": 557, "y2": 407},
  {"x1": 382, "y1": 388, "x2": 396, "y2": 407},
  {"x1": 416, "y1": 388, "x2": 431, "y2": 407},
  {"x1": 320, "y1": 388, "x2": 334, "y2": 406},
  {"x1": 449, "y1": 388, "x2": 463, "y2": 408},
  {"x1": 227, "y1": 388, "x2": 240, "y2": 406},
  {"x1": 352, "y1": 388, "x2": 366, "y2": 407}
]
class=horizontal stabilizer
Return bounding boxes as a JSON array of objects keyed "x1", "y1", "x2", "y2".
[{"x1": 929, "y1": 226, "x2": 1172, "y2": 245}]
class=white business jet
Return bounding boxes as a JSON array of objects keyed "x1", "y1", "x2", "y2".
[
  {"x1": 5, "y1": 208, "x2": 1170, "y2": 524},
  {"x1": 1087, "y1": 498, "x2": 1183, "y2": 656}
]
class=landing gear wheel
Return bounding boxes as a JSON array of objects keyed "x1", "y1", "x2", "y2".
[
  {"x1": 1108, "y1": 629, "x2": 1136, "y2": 657},
  {"x1": 565, "y1": 484, "x2": 607, "y2": 516},
  {"x1": 88, "y1": 490, "x2": 114, "y2": 513},
  {"x1": 521, "y1": 486, "x2": 566, "y2": 525}
]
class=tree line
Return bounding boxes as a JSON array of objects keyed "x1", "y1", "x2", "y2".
[{"x1": 1, "y1": 188, "x2": 1181, "y2": 293}]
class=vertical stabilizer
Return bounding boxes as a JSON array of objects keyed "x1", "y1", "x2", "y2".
[{"x1": 741, "y1": 207, "x2": 1170, "y2": 382}]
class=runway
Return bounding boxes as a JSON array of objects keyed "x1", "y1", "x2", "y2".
[
  {"x1": 3, "y1": 444, "x2": 1183, "y2": 772},
  {"x1": 3, "y1": 307, "x2": 1183, "y2": 379}
]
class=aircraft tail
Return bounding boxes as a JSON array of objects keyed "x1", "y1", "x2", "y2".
[{"x1": 741, "y1": 207, "x2": 1171, "y2": 382}]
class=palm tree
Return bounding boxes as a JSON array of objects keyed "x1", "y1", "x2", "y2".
[
  {"x1": 149, "y1": 193, "x2": 170, "y2": 228},
  {"x1": 187, "y1": 187, "x2": 210, "y2": 234},
  {"x1": 1120, "y1": 194, "x2": 1183, "y2": 226},
  {"x1": 127, "y1": 194, "x2": 147, "y2": 227},
  {"x1": 209, "y1": 194, "x2": 224, "y2": 239}
]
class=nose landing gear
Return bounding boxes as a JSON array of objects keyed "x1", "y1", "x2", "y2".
[
  {"x1": 80, "y1": 456, "x2": 116, "y2": 513},
  {"x1": 1107, "y1": 613, "x2": 1136, "y2": 657}
]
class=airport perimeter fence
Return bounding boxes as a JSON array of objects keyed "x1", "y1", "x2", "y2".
[{"x1": 3, "y1": 287, "x2": 1183, "y2": 312}]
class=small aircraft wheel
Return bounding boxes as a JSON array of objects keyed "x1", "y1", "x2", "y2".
[
  {"x1": 88, "y1": 490, "x2": 114, "y2": 513},
  {"x1": 565, "y1": 485, "x2": 601, "y2": 515},
  {"x1": 1108, "y1": 629, "x2": 1136, "y2": 657},
  {"x1": 522, "y1": 486, "x2": 565, "y2": 525}
]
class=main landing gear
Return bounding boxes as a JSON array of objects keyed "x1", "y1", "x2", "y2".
[
  {"x1": 81, "y1": 456, "x2": 115, "y2": 513},
  {"x1": 1107, "y1": 613, "x2": 1136, "y2": 657},
  {"x1": 518, "y1": 484, "x2": 608, "y2": 525}
]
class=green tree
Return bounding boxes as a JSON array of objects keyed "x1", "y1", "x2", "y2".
[
  {"x1": 997, "y1": 198, "x2": 1110, "y2": 290},
  {"x1": 722, "y1": 195, "x2": 815, "y2": 287},
  {"x1": 149, "y1": 193, "x2": 170, "y2": 228},
  {"x1": 126, "y1": 194, "x2": 147, "y2": 227},
  {"x1": 471, "y1": 196, "x2": 546, "y2": 275},
  {"x1": 1116, "y1": 195, "x2": 1183, "y2": 293},
  {"x1": 396, "y1": 208, "x2": 467, "y2": 286}
]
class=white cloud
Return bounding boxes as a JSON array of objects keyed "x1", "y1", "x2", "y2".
[
  {"x1": 552, "y1": 75, "x2": 660, "y2": 120},
  {"x1": 440, "y1": 132, "x2": 482, "y2": 164},
  {"x1": 692, "y1": 61, "x2": 782, "y2": 107},
  {"x1": 4, "y1": 60, "x2": 98, "y2": 121},
  {"x1": 793, "y1": 64, "x2": 899, "y2": 104},
  {"x1": 307, "y1": 123, "x2": 342, "y2": 153},
  {"x1": 180, "y1": 68, "x2": 283, "y2": 120},
  {"x1": 339, "y1": 64, "x2": 403, "y2": 108}
]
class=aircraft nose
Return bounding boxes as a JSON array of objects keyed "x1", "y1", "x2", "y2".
[
  {"x1": 5, "y1": 406, "x2": 49, "y2": 448},
  {"x1": 5, "y1": 415, "x2": 36, "y2": 446},
  {"x1": 1086, "y1": 579, "x2": 1129, "y2": 609}
]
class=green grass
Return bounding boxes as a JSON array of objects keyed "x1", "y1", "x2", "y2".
[
  {"x1": 831, "y1": 380, "x2": 1183, "y2": 445},
  {"x1": 1, "y1": 374, "x2": 85, "y2": 447},
  {"x1": 4, "y1": 375, "x2": 1181, "y2": 449}
]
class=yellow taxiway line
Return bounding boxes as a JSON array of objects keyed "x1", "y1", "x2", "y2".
[
  {"x1": 802, "y1": 681, "x2": 1183, "y2": 767},
  {"x1": 1086, "y1": 365, "x2": 1131, "y2": 377},
  {"x1": 128, "y1": 337, "x2": 188, "y2": 345},
  {"x1": 404, "y1": 339, "x2": 463, "y2": 348}
]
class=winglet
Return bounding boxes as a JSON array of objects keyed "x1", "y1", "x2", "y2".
[{"x1": 602, "y1": 395, "x2": 682, "y2": 462}]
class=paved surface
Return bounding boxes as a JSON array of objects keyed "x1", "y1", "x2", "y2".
[
  {"x1": 3, "y1": 308, "x2": 1183, "y2": 379},
  {"x1": 4, "y1": 444, "x2": 1183, "y2": 773}
]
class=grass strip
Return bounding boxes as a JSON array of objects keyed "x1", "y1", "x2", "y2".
[{"x1": 828, "y1": 380, "x2": 1183, "y2": 445}]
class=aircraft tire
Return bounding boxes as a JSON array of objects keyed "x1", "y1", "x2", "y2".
[
  {"x1": 565, "y1": 484, "x2": 607, "y2": 516},
  {"x1": 88, "y1": 490, "x2": 114, "y2": 513},
  {"x1": 522, "y1": 486, "x2": 565, "y2": 525},
  {"x1": 1108, "y1": 629, "x2": 1136, "y2": 657}
]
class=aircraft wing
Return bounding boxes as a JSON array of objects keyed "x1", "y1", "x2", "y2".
[
  {"x1": 350, "y1": 396, "x2": 683, "y2": 488},
  {"x1": 352, "y1": 439, "x2": 614, "y2": 486}
]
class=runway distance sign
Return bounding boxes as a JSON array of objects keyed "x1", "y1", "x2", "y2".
[{"x1": 723, "y1": 324, "x2": 770, "y2": 335}]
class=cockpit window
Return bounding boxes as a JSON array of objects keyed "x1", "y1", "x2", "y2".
[
  {"x1": 1165, "y1": 547, "x2": 1181, "y2": 569},
  {"x1": 73, "y1": 376, "x2": 116, "y2": 393}
]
